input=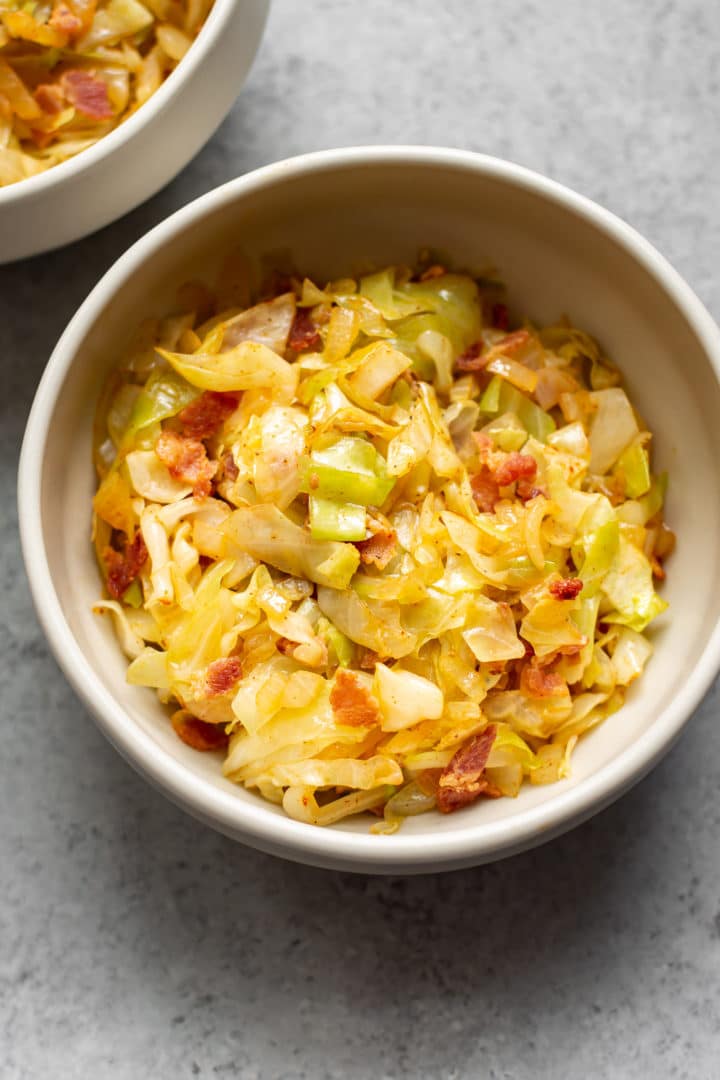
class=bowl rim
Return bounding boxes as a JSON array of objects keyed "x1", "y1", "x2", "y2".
[
  {"x1": 0, "y1": 0, "x2": 256, "y2": 207},
  {"x1": 18, "y1": 145, "x2": 720, "y2": 870}
]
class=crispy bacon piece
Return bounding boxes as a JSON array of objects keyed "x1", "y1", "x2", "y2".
[
  {"x1": 29, "y1": 129, "x2": 54, "y2": 149},
  {"x1": 550, "y1": 577, "x2": 583, "y2": 600},
  {"x1": 355, "y1": 527, "x2": 397, "y2": 570},
  {"x1": 533, "y1": 642, "x2": 584, "y2": 667},
  {"x1": 456, "y1": 341, "x2": 486, "y2": 372},
  {"x1": 329, "y1": 670, "x2": 380, "y2": 727},
  {"x1": 103, "y1": 531, "x2": 147, "y2": 601},
  {"x1": 470, "y1": 466, "x2": 500, "y2": 513},
  {"x1": 517, "y1": 481, "x2": 545, "y2": 501},
  {"x1": 437, "y1": 725, "x2": 497, "y2": 813},
  {"x1": 473, "y1": 431, "x2": 496, "y2": 457},
  {"x1": 156, "y1": 430, "x2": 217, "y2": 498},
  {"x1": 34, "y1": 82, "x2": 65, "y2": 114},
  {"x1": 49, "y1": 2, "x2": 82, "y2": 36},
  {"x1": 494, "y1": 451, "x2": 537, "y2": 488},
  {"x1": 490, "y1": 329, "x2": 531, "y2": 355},
  {"x1": 457, "y1": 329, "x2": 530, "y2": 373},
  {"x1": 178, "y1": 391, "x2": 238, "y2": 440},
  {"x1": 60, "y1": 70, "x2": 113, "y2": 120},
  {"x1": 520, "y1": 662, "x2": 567, "y2": 698},
  {"x1": 472, "y1": 440, "x2": 539, "y2": 510},
  {"x1": 171, "y1": 712, "x2": 229, "y2": 752},
  {"x1": 492, "y1": 302, "x2": 509, "y2": 330},
  {"x1": 204, "y1": 656, "x2": 242, "y2": 697},
  {"x1": 222, "y1": 452, "x2": 239, "y2": 482},
  {"x1": 288, "y1": 309, "x2": 322, "y2": 352}
]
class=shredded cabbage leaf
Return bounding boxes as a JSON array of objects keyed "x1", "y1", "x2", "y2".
[{"x1": 92, "y1": 260, "x2": 673, "y2": 832}]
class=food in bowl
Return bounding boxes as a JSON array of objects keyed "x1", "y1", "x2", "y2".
[
  {"x1": 0, "y1": 0, "x2": 213, "y2": 186},
  {"x1": 91, "y1": 257, "x2": 672, "y2": 832}
]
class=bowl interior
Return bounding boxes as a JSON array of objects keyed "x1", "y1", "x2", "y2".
[{"x1": 36, "y1": 156, "x2": 720, "y2": 848}]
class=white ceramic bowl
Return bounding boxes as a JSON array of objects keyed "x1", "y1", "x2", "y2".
[
  {"x1": 0, "y1": 0, "x2": 269, "y2": 264},
  {"x1": 18, "y1": 147, "x2": 720, "y2": 873}
]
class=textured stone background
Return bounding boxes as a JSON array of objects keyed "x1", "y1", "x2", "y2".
[{"x1": 2, "y1": 1, "x2": 720, "y2": 1076}]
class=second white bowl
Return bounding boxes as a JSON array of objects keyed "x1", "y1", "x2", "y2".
[{"x1": 0, "y1": 0, "x2": 269, "y2": 264}]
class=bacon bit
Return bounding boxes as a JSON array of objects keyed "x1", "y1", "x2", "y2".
[
  {"x1": 60, "y1": 70, "x2": 112, "y2": 120},
  {"x1": 276, "y1": 636, "x2": 296, "y2": 657},
  {"x1": 355, "y1": 527, "x2": 397, "y2": 570},
  {"x1": 49, "y1": 2, "x2": 82, "y2": 36},
  {"x1": 178, "y1": 391, "x2": 238, "y2": 440},
  {"x1": 550, "y1": 577, "x2": 583, "y2": 600},
  {"x1": 470, "y1": 466, "x2": 501, "y2": 513},
  {"x1": 494, "y1": 451, "x2": 537, "y2": 488},
  {"x1": 418, "y1": 264, "x2": 446, "y2": 281},
  {"x1": 471, "y1": 436, "x2": 540, "y2": 510},
  {"x1": 492, "y1": 302, "x2": 510, "y2": 330},
  {"x1": 204, "y1": 656, "x2": 242, "y2": 697},
  {"x1": 437, "y1": 725, "x2": 497, "y2": 813},
  {"x1": 534, "y1": 642, "x2": 584, "y2": 667},
  {"x1": 456, "y1": 341, "x2": 486, "y2": 372},
  {"x1": 222, "y1": 452, "x2": 239, "y2": 481},
  {"x1": 473, "y1": 431, "x2": 495, "y2": 456},
  {"x1": 171, "y1": 711, "x2": 229, "y2": 752},
  {"x1": 483, "y1": 781, "x2": 504, "y2": 799},
  {"x1": 517, "y1": 481, "x2": 545, "y2": 501},
  {"x1": 329, "y1": 670, "x2": 381, "y2": 727},
  {"x1": 103, "y1": 531, "x2": 147, "y2": 601},
  {"x1": 460, "y1": 328, "x2": 532, "y2": 374},
  {"x1": 491, "y1": 329, "x2": 530, "y2": 355},
  {"x1": 156, "y1": 430, "x2": 217, "y2": 498},
  {"x1": 288, "y1": 309, "x2": 322, "y2": 352},
  {"x1": 34, "y1": 82, "x2": 66, "y2": 115},
  {"x1": 520, "y1": 662, "x2": 567, "y2": 699},
  {"x1": 29, "y1": 128, "x2": 54, "y2": 149}
]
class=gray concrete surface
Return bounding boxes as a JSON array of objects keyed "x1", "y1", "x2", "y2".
[{"x1": 2, "y1": 1, "x2": 720, "y2": 1076}]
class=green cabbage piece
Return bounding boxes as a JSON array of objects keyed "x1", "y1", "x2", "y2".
[
  {"x1": 224, "y1": 505, "x2": 360, "y2": 590},
  {"x1": 601, "y1": 537, "x2": 668, "y2": 631},
  {"x1": 309, "y1": 496, "x2": 367, "y2": 541},
  {"x1": 299, "y1": 435, "x2": 395, "y2": 506},
  {"x1": 119, "y1": 369, "x2": 198, "y2": 452},
  {"x1": 479, "y1": 376, "x2": 556, "y2": 442},
  {"x1": 158, "y1": 341, "x2": 297, "y2": 399}
]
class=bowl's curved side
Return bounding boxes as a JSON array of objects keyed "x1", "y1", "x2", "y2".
[
  {"x1": 0, "y1": 0, "x2": 269, "y2": 264},
  {"x1": 18, "y1": 147, "x2": 720, "y2": 873}
]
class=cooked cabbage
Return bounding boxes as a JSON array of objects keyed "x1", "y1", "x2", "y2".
[
  {"x1": 93, "y1": 260, "x2": 672, "y2": 832},
  {"x1": 0, "y1": 0, "x2": 213, "y2": 188}
]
